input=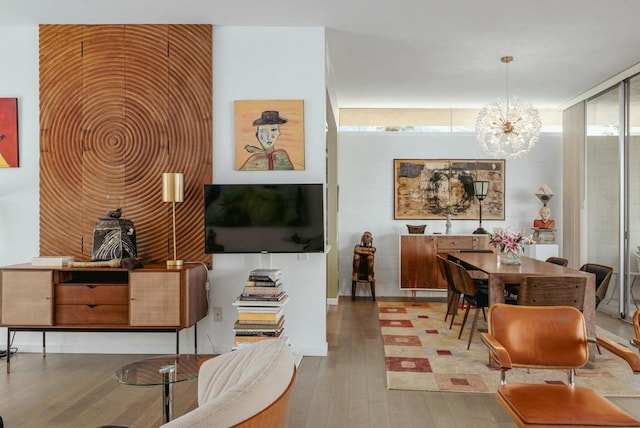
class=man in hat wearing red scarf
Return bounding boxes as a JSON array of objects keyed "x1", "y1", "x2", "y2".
[{"x1": 240, "y1": 110, "x2": 294, "y2": 170}]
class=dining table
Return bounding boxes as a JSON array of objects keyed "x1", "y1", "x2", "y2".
[{"x1": 447, "y1": 252, "x2": 597, "y2": 363}]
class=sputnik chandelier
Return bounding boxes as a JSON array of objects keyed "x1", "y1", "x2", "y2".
[{"x1": 475, "y1": 56, "x2": 541, "y2": 159}]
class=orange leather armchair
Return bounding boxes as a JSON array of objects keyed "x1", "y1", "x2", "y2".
[
  {"x1": 481, "y1": 303, "x2": 640, "y2": 427},
  {"x1": 633, "y1": 309, "x2": 640, "y2": 348}
]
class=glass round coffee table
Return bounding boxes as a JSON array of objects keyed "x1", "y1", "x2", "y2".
[{"x1": 113, "y1": 354, "x2": 200, "y2": 423}]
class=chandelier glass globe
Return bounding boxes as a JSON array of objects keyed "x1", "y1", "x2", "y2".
[
  {"x1": 476, "y1": 96, "x2": 541, "y2": 159},
  {"x1": 475, "y1": 56, "x2": 542, "y2": 159}
]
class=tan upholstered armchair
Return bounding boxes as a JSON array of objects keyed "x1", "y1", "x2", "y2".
[
  {"x1": 481, "y1": 303, "x2": 640, "y2": 427},
  {"x1": 162, "y1": 339, "x2": 296, "y2": 428}
]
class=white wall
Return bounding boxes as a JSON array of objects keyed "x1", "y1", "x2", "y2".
[
  {"x1": 338, "y1": 131, "x2": 563, "y2": 298},
  {"x1": 209, "y1": 26, "x2": 328, "y2": 355},
  {"x1": 0, "y1": 26, "x2": 328, "y2": 357},
  {"x1": 0, "y1": 27, "x2": 40, "y2": 266}
]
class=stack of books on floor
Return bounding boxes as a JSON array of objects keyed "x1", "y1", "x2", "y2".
[{"x1": 233, "y1": 268, "x2": 289, "y2": 349}]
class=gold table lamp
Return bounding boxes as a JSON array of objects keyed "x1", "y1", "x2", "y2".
[{"x1": 162, "y1": 173, "x2": 184, "y2": 268}]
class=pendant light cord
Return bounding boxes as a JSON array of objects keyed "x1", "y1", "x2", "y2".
[{"x1": 505, "y1": 59, "x2": 510, "y2": 117}]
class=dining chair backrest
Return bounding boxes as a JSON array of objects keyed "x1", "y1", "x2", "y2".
[
  {"x1": 545, "y1": 256, "x2": 569, "y2": 267},
  {"x1": 447, "y1": 259, "x2": 480, "y2": 296},
  {"x1": 436, "y1": 254, "x2": 454, "y2": 289},
  {"x1": 438, "y1": 254, "x2": 462, "y2": 325},
  {"x1": 579, "y1": 263, "x2": 613, "y2": 308},
  {"x1": 516, "y1": 276, "x2": 586, "y2": 311}
]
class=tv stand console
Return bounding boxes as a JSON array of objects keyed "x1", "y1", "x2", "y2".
[{"x1": 0, "y1": 263, "x2": 208, "y2": 373}]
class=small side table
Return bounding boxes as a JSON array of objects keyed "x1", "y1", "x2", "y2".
[{"x1": 113, "y1": 354, "x2": 200, "y2": 423}]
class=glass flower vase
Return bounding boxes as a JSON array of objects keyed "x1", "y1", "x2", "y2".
[{"x1": 498, "y1": 249, "x2": 521, "y2": 265}]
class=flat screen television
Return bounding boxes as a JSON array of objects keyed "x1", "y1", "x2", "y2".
[{"x1": 204, "y1": 183, "x2": 325, "y2": 254}]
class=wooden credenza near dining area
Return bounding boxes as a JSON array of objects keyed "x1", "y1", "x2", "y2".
[
  {"x1": 0, "y1": 263, "x2": 208, "y2": 372},
  {"x1": 399, "y1": 234, "x2": 492, "y2": 290}
]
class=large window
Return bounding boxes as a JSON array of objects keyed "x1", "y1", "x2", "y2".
[{"x1": 585, "y1": 74, "x2": 640, "y2": 318}]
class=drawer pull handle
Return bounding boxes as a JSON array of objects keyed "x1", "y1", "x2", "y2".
[
  {"x1": 87, "y1": 285, "x2": 97, "y2": 289},
  {"x1": 87, "y1": 304, "x2": 97, "y2": 309}
]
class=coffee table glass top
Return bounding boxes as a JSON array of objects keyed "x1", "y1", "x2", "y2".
[{"x1": 113, "y1": 354, "x2": 200, "y2": 386}]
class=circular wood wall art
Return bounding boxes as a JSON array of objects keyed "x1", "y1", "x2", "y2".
[{"x1": 39, "y1": 24, "x2": 212, "y2": 264}]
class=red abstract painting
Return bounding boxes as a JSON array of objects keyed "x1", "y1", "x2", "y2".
[{"x1": 0, "y1": 98, "x2": 19, "y2": 168}]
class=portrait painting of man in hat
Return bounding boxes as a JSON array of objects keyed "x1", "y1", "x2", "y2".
[
  {"x1": 234, "y1": 100, "x2": 305, "y2": 170},
  {"x1": 240, "y1": 110, "x2": 294, "y2": 170}
]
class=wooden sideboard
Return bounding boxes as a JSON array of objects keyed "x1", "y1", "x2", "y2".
[
  {"x1": 399, "y1": 234, "x2": 492, "y2": 290},
  {"x1": 0, "y1": 263, "x2": 208, "y2": 371}
]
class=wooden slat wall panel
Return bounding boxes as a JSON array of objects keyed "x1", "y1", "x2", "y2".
[
  {"x1": 121, "y1": 25, "x2": 170, "y2": 262},
  {"x1": 167, "y1": 25, "x2": 213, "y2": 263},
  {"x1": 39, "y1": 25, "x2": 85, "y2": 258},
  {"x1": 81, "y1": 26, "x2": 127, "y2": 252},
  {"x1": 39, "y1": 25, "x2": 212, "y2": 265}
]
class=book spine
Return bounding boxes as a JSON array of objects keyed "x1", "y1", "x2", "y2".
[
  {"x1": 235, "y1": 318, "x2": 284, "y2": 327},
  {"x1": 246, "y1": 278, "x2": 280, "y2": 285},
  {"x1": 234, "y1": 331, "x2": 283, "y2": 342},
  {"x1": 234, "y1": 329, "x2": 283, "y2": 336},
  {"x1": 242, "y1": 286, "x2": 283, "y2": 295},
  {"x1": 237, "y1": 314, "x2": 283, "y2": 323},
  {"x1": 31, "y1": 256, "x2": 74, "y2": 267},
  {"x1": 233, "y1": 295, "x2": 289, "y2": 307},
  {"x1": 237, "y1": 313, "x2": 279, "y2": 321},
  {"x1": 250, "y1": 269, "x2": 282, "y2": 276},
  {"x1": 234, "y1": 319, "x2": 284, "y2": 329}
]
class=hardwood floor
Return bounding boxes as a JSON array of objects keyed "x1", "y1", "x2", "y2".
[
  {"x1": 288, "y1": 297, "x2": 640, "y2": 428},
  {"x1": 0, "y1": 298, "x2": 638, "y2": 427}
]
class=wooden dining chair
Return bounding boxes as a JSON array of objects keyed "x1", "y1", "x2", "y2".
[
  {"x1": 516, "y1": 275, "x2": 586, "y2": 310},
  {"x1": 579, "y1": 263, "x2": 613, "y2": 308},
  {"x1": 436, "y1": 255, "x2": 460, "y2": 326},
  {"x1": 545, "y1": 256, "x2": 569, "y2": 266},
  {"x1": 506, "y1": 257, "x2": 570, "y2": 299},
  {"x1": 481, "y1": 303, "x2": 640, "y2": 428},
  {"x1": 447, "y1": 260, "x2": 490, "y2": 350}
]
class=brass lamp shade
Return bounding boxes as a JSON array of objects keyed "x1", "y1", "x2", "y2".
[
  {"x1": 162, "y1": 173, "x2": 184, "y2": 203},
  {"x1": 162, "y1": 172, "x2": 184, "y2": 268}
]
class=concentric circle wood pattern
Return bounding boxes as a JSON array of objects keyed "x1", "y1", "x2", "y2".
[{"x1": 39, "y1": 25, "x2": 212, "y2": 265}]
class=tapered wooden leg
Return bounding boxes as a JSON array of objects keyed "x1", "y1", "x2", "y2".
[
  {"x1": 467, "y1": 307, "x2": 482, "y2": 350},
  {"x1": 458, "y1": 304, "x2": 471, "y2": 340}
]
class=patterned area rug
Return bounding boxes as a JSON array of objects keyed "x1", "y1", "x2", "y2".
[{"x1": 379, "y1": 301, "x2": 640, "y2": 395}]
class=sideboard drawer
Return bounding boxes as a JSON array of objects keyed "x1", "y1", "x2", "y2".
[
  {"x1": 55, "y1": 304, "x2": 129, "y2": 325},
  {"x1": 55, "y1": 284, "x2": 128, "y2": 305},
  {"x1": 437, "y1": 236, "x2": 474, "y2": 250}
]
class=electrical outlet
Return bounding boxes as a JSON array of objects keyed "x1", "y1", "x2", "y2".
[{"x1": 213, "y1": 306, "x2": 223, "y2": 322}]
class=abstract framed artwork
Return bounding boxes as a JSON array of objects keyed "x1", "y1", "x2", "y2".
[
  {"x1": 394, "y1": 159, "x2": 505, "y2": 220},
  {"x1": 0, "y1": 98, "x2": 19, "y2": 168},
  {"x1": 234, "y1": 99, "x2": 305, "y2": 171}
]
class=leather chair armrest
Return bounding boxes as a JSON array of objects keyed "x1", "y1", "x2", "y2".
[
  {"x1": 480, "y1": 332, "x2": 512, "y2": 369},
  {"x1": 596, "y1": 336, "x2": 640, "y2": 374}
]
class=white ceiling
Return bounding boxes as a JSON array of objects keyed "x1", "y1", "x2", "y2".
[{"x1": 4, "y1": 0, "x2": 640, "y2": 110}]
